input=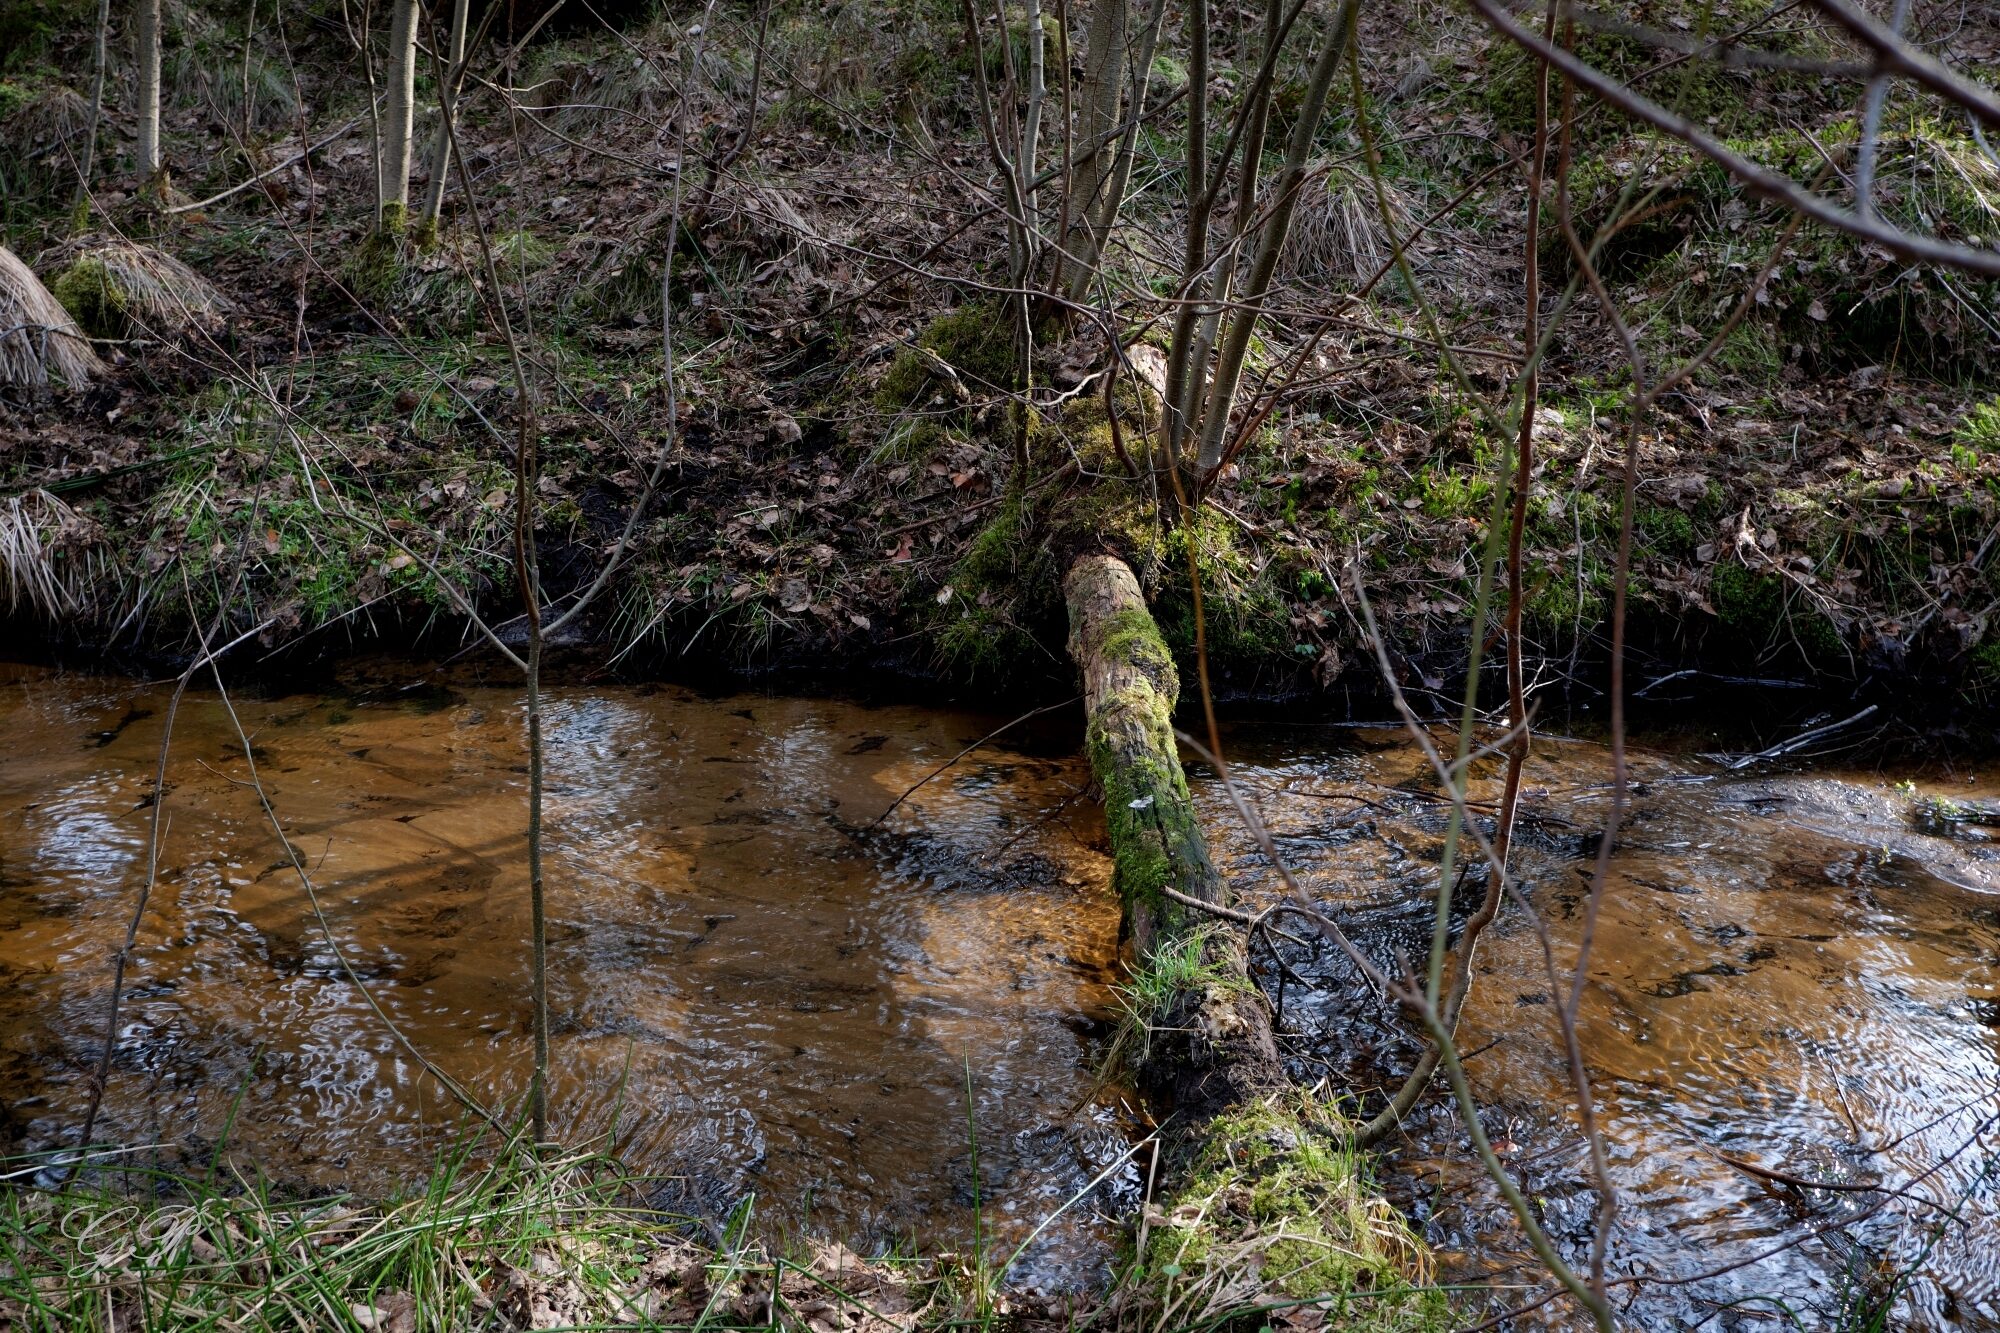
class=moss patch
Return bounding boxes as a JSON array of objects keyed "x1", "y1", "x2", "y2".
[
  {"x1": 876, "y1": 301, "x2": 1015, "y2": 409},
  {"x1": 1143, "y1": 1094, "x2": 1444, "y2": 1326},
  {"x1": 50, "y1": 257, "x2": 129, "y2": 340}
]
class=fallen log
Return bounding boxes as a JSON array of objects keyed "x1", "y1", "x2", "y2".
[{"x1": 1064, "y1": 553, "x2": 1280, "y2": 1123}]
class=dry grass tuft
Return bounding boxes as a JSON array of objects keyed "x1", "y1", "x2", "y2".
[
  {"x1": 45, "y1": 239, "x2": 232, "y2": 342},
  {"x1": 0, "y1": 245, "x2": 105, "y2": 388},
  {"x1": 0, "y1": 489, "x2": 103, "y2": 617},
  {"x1": 1281, "y1": 164, "x2": 1412, "y2": 291},
  {"x1": 7, "y1": 83, "x2": 91, "y2": 158}
]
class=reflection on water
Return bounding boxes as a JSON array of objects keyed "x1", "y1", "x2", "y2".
[
  {"x1": 0, "y1": 663, "x2": 1132, "y2": 1287},
  {"x1": 1200, "y1": 727, "x2": 2000, "y2": 1331},
  {"x1": 6, "y1": 660, "x2": 2000, "y2": 1324}
]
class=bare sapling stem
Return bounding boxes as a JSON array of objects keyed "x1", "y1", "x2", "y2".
[{"x1": 417, "y1": 0, "x2": 476, "y2": 240}]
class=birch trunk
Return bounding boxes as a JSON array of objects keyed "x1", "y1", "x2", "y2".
[
  {"x1": 134, "y1": 0, "x2": 162, "y2": 190},
  {"x1": 378, "y1": 0, "x2": 420, "y2": 231},
  {"x1": 417, "y1": 0, "x2": 472, "y2": 239}
]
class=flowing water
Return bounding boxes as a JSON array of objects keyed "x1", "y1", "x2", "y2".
[
  {"x1": 3, "y1": 660, "x2": 1998, "y2": 1325},
  {"x1": 1203, "y1": 725, "x2": 2000, "y2": 1331},
  {"x1": 0, "y1": 661, "x2": 1134, "y2": 1287}
]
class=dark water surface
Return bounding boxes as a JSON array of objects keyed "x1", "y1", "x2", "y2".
[{"x1": 4, "y1": 661, "x2": 1999, "y2": 1324}]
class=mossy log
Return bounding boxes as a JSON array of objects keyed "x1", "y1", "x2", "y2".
[{"x1": 1064, "y1": 553, "x2": 1281, "y2": 1123}]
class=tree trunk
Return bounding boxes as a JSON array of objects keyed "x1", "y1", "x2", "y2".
[
  {"x1": 134, "y1": 0, "x2": 162, "y2": 191},
  {"x1": 378, "y1": 0, "x2": 420, "y2": 231},
  {"x1": 77, "y1": 0, "x2": 112, "y2": 210},
  {"x1": 417, "y1": 0, "x2": 473, "y2": 240},
  {"x1": 1058, "y1": 0, "x2": 1126, "y2": 292},
  {"x1": 1065, "y1": 554, "x2": 1280, "y2": 1123},
  {"x1": 1192, "y1": 1, "x2": 1355, "y2": 478}
]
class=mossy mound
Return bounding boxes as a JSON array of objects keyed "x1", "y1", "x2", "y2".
[
  {"x1": 1142, "y1": 1094, "x2": 1445, "y2": 1327},
  {"x1": 876, "y1": 301, "x2": 1016, "y2": 408},
  {"x1": 49, "y1": 242, "x2": 230, "y2": 342}
]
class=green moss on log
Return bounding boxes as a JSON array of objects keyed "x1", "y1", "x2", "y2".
[
  {"x1": 1077, "y1": 599, "x2": 1209, "y2": 917},
  {"x1": 1142, "y1": 1094, "x2": 1444, "y2": 1324}
]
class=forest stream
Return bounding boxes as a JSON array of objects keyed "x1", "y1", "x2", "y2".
[{"x1": 3, "y1": 661, "x2": 1999, "y2": 1328}]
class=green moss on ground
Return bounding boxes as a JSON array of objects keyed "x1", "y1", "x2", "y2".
[
  {"x1": 876, "y1": 301, "x2": 1016, "y2": 408},
  {"x1": 49, "y1": 256, "x2": 128, "y2": 339},
  {"x1": 934, "y1": 493, "x2": 1060, "y2": 678}
]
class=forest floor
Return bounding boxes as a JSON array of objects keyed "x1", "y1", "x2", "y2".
[{"x1": 2, "y1": 0, "x2": 1999, "y2": 736}]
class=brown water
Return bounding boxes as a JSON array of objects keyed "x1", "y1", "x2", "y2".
[
  {"x1": 0, "y1": 662, "x2": 1133, "y2": 1287},
  {"x1": 1203, "y1": 726, "x2": 2000, "y2": 1330},
  {"x1": 4, "y1": 663, "x2": 1999, "y2": 1325}
]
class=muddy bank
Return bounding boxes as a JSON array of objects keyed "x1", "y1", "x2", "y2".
[{"x1": 5, "y1": 599, "x2": 1984, "y2": 759}]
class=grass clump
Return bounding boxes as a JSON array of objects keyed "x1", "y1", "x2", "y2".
[
  {"x1": 1957, "y1": 398, "x2": 2000, "y2": 454},
  {"x1": 1142, "y1": 1093, "x2": 1444, "y2": 1327},
  {"x1": 0, "y1": 243, "x2": 103, "y2": 387},
  {"x1": 49, "y1": 241, "x2": 232, "y2": 342},
  {"x1": 1114, "y1": 928, "x2": 1246, "y2": 1034},
  {"x1": 0, "y1": 1142, "x2": 935, "y2": 1333},
  {"x1": 0, "y1": 1145, "x2": 675, "y2": 1332}
]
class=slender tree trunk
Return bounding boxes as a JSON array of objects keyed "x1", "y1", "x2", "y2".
[
  {"x1": 1065, "y1": 554, "x2": 1280, "y2": 1121},
  {"x1": 1192, "y1": 2, "x2": 1355, "y2": 479},
  {"x1": 1052, "y1": 0, "x2": 1074, "y2": 288},
  {"x1": 134, "y1": 0, "x2": 163, "y2": 192},
  {"x1": 1064, "y1": 0, "x2": 1162, "y2": 302},
  {"x1": 1058, "y1": 0, "x2": 1126, "y2": 291},
  {"x1": 73, "y1": 0, "x2": 112, "y2": 221},
  {"x1": 417, "y1": 0, "x2": 472, "y2": 240},
  {"x1": 239, "y1": 0, "x2": 257, "y2": 140},
  {"x1": 1022, "y1": 0, "x2": 1045, "y2": 220},
  {"x1": 378, "y1": 0, "x2": 420, "y2": 231},
  {"x1": 1160, "y1": 0, "x2": 1210, "y2": 462},
  {"x1": 1180, "y1": 0, "x2": 1280, "y2": 450}
]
